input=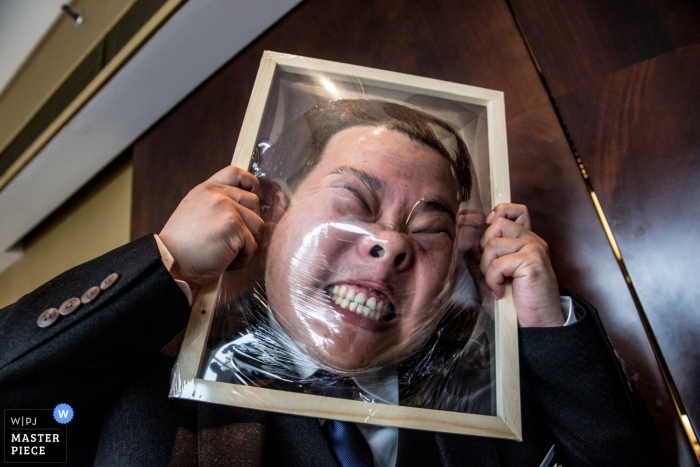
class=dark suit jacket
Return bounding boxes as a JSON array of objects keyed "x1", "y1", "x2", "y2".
[{"x1": 0, "y1": 236, "x2": 663, "y2": 466}]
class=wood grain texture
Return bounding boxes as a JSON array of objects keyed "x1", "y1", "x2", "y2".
[
  {"x1": 506, "y1": 96, "x2": 689, "y2": 465},
  {"x1": 511, "y1": 0, "x2": 700, "y2": 462},
  {"x1": 555, "y1": 43, "x2": 700, "y2": 447},
  {"x1": 132, "y1": 0, "x2": 677, "y2": 460},
  {"x1": 509, "y1": 0, "x2": 700, "y2": 97}
]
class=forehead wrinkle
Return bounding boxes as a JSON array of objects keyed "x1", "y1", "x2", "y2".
[{"x1": 331, "y1": 166, "x2": 385, "y2": 193}]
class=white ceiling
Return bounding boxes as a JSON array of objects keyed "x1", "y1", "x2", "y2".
[
  {"x1": 0, "y1": 0, "x2": 303, "y2": 272},
  {"x1": 0, "y1": 0, "x2": 65, "y2": 95}
]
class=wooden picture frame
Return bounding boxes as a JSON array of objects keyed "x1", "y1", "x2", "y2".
[{"x1": 170, "y1": 51, "x2": 520, "y2": 440}]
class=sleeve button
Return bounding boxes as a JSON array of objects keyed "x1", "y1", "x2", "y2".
[
  {"x1": 37, "y1": 308, "x2": 60, "y2": 328},
  {"x1": 81, "y1": 286, "x2": 101, "y2": 304},
  {"x1": 58, "y1": 297, "x2": 81, "y2": 316},
  {"x1": 100, "y1": 273, "x2": 120, "y2": 291}
]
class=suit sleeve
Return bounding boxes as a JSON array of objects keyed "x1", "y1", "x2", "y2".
[
  {"x1": 0, "y1": 235, "x2": 192, "y2": 440},
  {"x1": 516, "y1": 290, "x2": 663, "y2": 466}
]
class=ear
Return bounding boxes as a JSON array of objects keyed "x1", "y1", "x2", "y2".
[{"x1": 271, "y1": 191, "x2": 290, "y2": 223}]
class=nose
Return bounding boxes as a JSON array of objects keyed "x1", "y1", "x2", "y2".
[{"x1": 365, "y1": 230, "x2": 413, "y2": 271}]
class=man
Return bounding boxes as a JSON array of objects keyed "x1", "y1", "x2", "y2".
[
  {"x1": 201, "y1": 101, "x2": 497, "y2": 425},
  {"x1": 202, "y1": 100, "x2": 486, "y2": 381},
  {"x1": 174, "y1": 100, "x2": 563, "y2": 374},
  {"x1": 0, "y1": 101, "x2": 661, "y2": 466}
]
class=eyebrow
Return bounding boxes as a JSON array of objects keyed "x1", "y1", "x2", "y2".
[
  {"x1": 414, "y1": 198, "x2": 457, "y2": 224},
  {"x1": 331, "y1": 166, "x2": 385, "y2": 193}
]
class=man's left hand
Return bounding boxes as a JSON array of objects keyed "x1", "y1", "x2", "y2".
[{"x1": 479, "y1": 203, "x2": 564, "y2": 327}]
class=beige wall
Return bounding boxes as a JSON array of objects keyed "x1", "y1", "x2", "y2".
[{"x1": 0, "y1": 158, "x2": 132, "y2": 308}]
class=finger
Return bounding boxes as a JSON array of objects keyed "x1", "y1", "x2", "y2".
[
  {"x1": 479, "y1": 236, "x2": 531, "y2": 276},
  {"x1": 482, "y1": 251, "x2": 533, "y2": 298},
  {"x1": 208, "y1": 165, "x2": 263, "y2": 198},
  {"x1": 485, "y1": 203, "x2": 531, "y2": 230},
  {"x1": 227, "y1": 220, "x2": 259, "y2": 269},
  {"x1": 214, "y1": 184, "x2": 261, "y2": 215},
  {"x1": 483, "y1": 249, "x2": 552, "y2": 298},
  {"x1": 223, "y1": 205, "x2": 263, "y2": 269},
  {"x1": 465, "y1": 243, "x2": 485, "y2": 283},
  {"x1": 457, "y1": 208, "x2": 486, "y2": 227},
  {"x1": 194, "y1": 184, "x2": 264, "y2": 237},
  {"x1": 232, "y1": 203, "x2": 265, "y2": 240},
  {"x1": 479, "y1": 216, "x2": 535, "y2": 250}
]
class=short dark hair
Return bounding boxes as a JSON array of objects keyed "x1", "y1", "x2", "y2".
[{"x1": 260, "y1": 99, "x2": 472, "y2": 202}]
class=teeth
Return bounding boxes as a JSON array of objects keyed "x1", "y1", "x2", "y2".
[
  {"x1": 327, "y1": 285, "x2": 392, "y2": 322},
  {"x1": 366, "y1": 297, "x2": 376, "y2": 311}
]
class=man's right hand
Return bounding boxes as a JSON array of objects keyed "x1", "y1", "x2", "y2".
[{"x1": 158, "y1": 166, "x2": 264, "y2": 290}]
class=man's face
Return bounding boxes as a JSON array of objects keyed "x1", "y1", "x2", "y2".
[{"x1": 266, "y1": 126, "x2": 461, "y2": 372}]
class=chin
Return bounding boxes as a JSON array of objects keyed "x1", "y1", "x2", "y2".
[
  {"x1": 312, "y1": 339, "x2": 409, "y2": 374},
  {"x1": 319, "y1": 355, "x2": 375, "y2": 373}
]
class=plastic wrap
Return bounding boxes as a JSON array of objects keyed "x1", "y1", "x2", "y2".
[{"x1": 199, "y1": 69, "x2": 497, "y2": 417}]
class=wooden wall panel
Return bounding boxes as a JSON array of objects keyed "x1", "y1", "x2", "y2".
[
  {"x1": 132, "y1": 0, "x2": 678, "y2": 462},
  {"x1": 510, "y1": 0, "x2": 700, "y2": 464},
  {"x1": 509, "y1": 0, "x2": 700, "y2": 97},
  {"x1": 555, "y1": 43, "x2": 700, "y2": 453},
  {"x1": 506, "y1": 97, "x2": 685, "y2": 465}
]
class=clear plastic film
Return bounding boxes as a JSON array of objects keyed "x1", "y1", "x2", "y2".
[{"x1": 199, "y1": 69, "x2": 497, "y2": 416}]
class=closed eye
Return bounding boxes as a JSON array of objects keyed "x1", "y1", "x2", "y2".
[
  {"x1": 412, "y1": 226, "x2": 454, "y2": 238},
  {"x1": 408, "y1": 201, "x2": 456, "y2": 239},
  {"x1": 416, "y1": 228, "x2": 449, "y2": 234},
  {"x1": 409, "y1": 223, "x2": 455, "y2": 250},
  {"x1": 344, "y1": 184, "x2": 372, "y2": 211}
]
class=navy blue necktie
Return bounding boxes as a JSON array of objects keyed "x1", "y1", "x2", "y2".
[
  {"x1": 323, "y1": 418, "x2": 374, "y2": 467},
  {"x1": 313, "y1": 370, "x2": 373, "y2": 467}
]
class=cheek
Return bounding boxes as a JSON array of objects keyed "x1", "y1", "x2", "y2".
[
  {"x1": 265, "y1": 215, "x2": 359, "y2": 315},
  {"x1": 418, "y1": 247, "x2": 457, "y2": 290},
  {"x1": 400, "y1": 250, "x2": 456, "y2": 329},
  {"x1": 265, "y1": 223, "x2": 291, "y2": 285}
]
